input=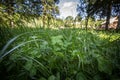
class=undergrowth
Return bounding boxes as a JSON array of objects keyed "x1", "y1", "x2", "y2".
[{"x1": 0, "y1": 27, "x2": 120, "y2": 80}]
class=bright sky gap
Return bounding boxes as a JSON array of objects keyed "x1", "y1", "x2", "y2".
[{"x1": 58, "y1": 0, "x2": 79, "y2": 19}]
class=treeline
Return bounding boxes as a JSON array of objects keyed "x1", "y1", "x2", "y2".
[
  {"x1": 0, "y1": 0, "x2": 120, "y2": 30},
  {"x1": 77, "y1": 0, "x2": 120, "y2": 30},
  {"x1": 0, "y1": 0, "x2": 59, "y2": 27}
]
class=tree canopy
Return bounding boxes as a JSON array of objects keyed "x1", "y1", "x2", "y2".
[
  {"x1": 0, "y1": 0, "x2": 59, "y2": 16},
  {"x1": 0, "y1": 0, "x2": 60, "y2": 27},
  {"x1": 77, "y1": 0, "x2": 120, "y2": 30}
]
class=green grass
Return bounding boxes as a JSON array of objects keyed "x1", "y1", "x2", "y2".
[{"x1": 0, "y1": 26, "x2": 120, "y2": 80}]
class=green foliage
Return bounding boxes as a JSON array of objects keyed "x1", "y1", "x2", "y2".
[
  {"x1": 75, "y1": 15, "x2": 82, "y2": 21},
  {"x1": 65, "y1": 16, "x2": 74, "y2": 21},
  {"x1": 95, "y1": 20, "x2": 103, "y2": 28},
  {"x1": 0, "y1": 27, "x2": 120, "y2": 80},
  {"x1": 97, "y1": 56, "x2": 112, "y2": 74},
  {"x1": 64, "y1": 16, "x2": 74, "y2": 27},
  {"x1": 0, "y1": 0, "x2": 59, "y2": 28},
  {"x1": 76, "y1": 72, "x2": 87, "y2": 80}
]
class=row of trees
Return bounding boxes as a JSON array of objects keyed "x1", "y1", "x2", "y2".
[
  {"x1": 0, "y1": 0, "x2": 120, "y2": 30},
  {"x1": 0, "y1": 0, "x2": 59, "y2": 27},
  {"x1": 62, "y1": 15, "x2": 101, "y2": 29},
  {"x1": 77, "y1": 0, "x2": 120, "y2": 30}
]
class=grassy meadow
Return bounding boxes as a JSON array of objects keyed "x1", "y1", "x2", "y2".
[
  {"x1": 0, "y1": 0, "x2": 120, "y2": 79},
  {"x1": 0, "y1": 22, "x2": 120, "y2": 80}
]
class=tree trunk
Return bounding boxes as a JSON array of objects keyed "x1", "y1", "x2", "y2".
[
  {"x1": 42, "y1": 16, "x2": 44, "y2": 27},
  {"x1": 47, "y1": 16, "x2": 50, "y2": 28},
  {"x1": 75, "y1": 19, "x2": 77, "y2": 28},
  {"x1": 99, "y1": 15, "x2": 102, "y2": 20},
  {"x1": 85, "y1": 16, "x2": 89, "y2": 31},
  {"x1": 116, "y1": 14, "x2": 120, "y2": 31},
  {"x1": 105, "y1": 3, "x2": 112, "y2": 30}
]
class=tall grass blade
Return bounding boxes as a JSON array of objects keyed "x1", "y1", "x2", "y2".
[{"x1": 0, "y1": 39, "x2": 44, "y2": 59}]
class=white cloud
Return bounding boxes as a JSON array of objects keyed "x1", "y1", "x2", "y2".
[
  {"x1": 63, "y1": 2, "x2": 73, "y2": 7},
  {"x1": 58, "y1": 0, "x2": 79, "y2": 19}
]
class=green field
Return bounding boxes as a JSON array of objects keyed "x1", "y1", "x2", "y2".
[{"x1": 0, "y1": 26, "x2": 120, "y2": 80}]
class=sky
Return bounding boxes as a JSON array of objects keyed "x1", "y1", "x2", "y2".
[{"x1": 58, "y1": 0, "x2": 79, "y2": 19}]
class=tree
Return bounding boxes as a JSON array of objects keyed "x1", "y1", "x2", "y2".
[
  {"x1": 0, "y1": 0, "x2": 15, "y2": 27},
  {"x1": 77, "y1": 0, "x2": 120, "y2": 30},
  {"x1": 65, "y1": 16, "x2": 73, "y2": 21},
  {"x1": 88, "y1": 0, "x2": 120, "y2": 30},
  {"x1": 77, "y1": 0, "x2": 92, "y2": 30},
  {"x1": 75, "y1": 15, "x2": 82, "y2": 21},
  {"x1": 65, "y1": 16, "x2": 74, "y2": 27},
  {"x1": 0, "y1": 0, "x2": 59, "y2": 27},
  {"x1": 75, "y1": 15, "x2": 82, "y2": 27},
  {"x1": 40, "y1": 0, "x2": 59, "y2": 27}
]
